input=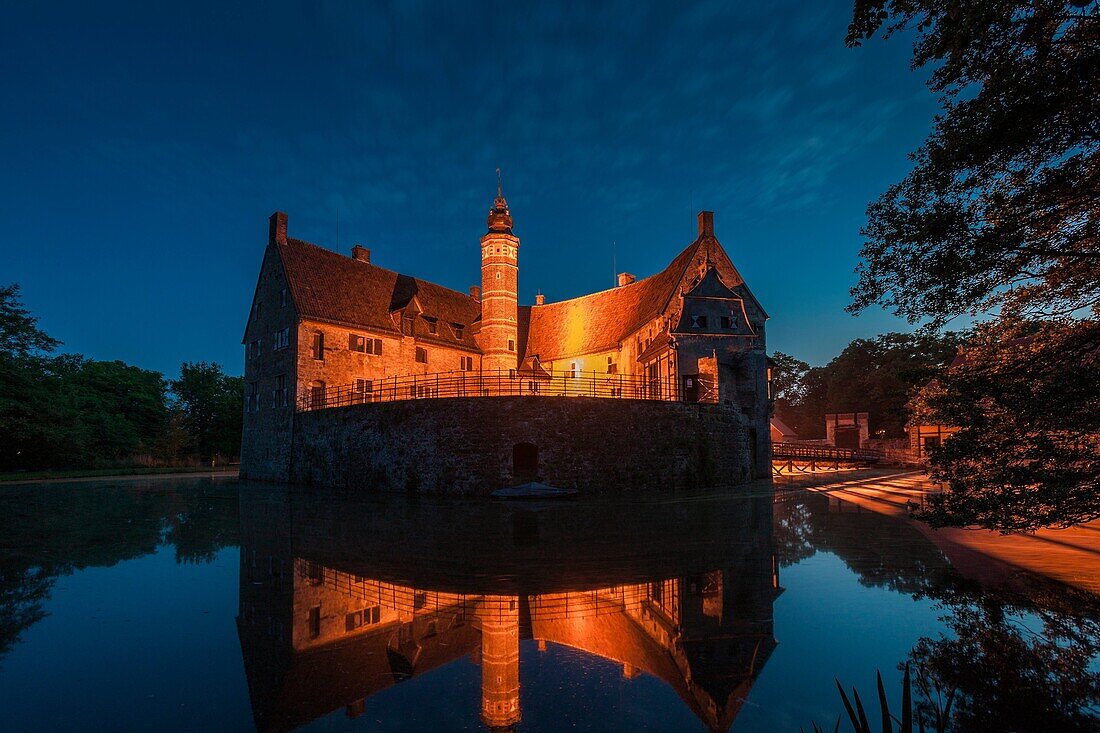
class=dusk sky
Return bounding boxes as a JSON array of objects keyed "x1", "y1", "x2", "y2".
[{"x1": 1, "y1": 1, "x2": 938, "y2": 377}]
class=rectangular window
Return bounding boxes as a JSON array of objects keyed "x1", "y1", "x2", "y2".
[
  {"x1": 507, "y1": 339, "x2": 515, "y2": 352},
  {"x1": 349, "y1": 334, "x2": 366, "y2": 352},
  {"x1": 279, "y1": 288, "x2": 288, "y2": 307},
  {"x1": 311, "y1": 332, "x2": 325, "y2": 360},
  {"x1": 247, "y1": 382, "x2": 259, "y2": 412},
  {"x1": 273, "y1": 328, "x2": 289, "y2": 351},
  {"x1": 607, "y1": 357, "x2": 617, "y2": 374},
  {"x1": 353, "y1": 379, "x2": 372, "y2": 404},
  {"x1": 371, "y1": 338, "x2": 383, "y2": 355},
  {"x1": 253, "y1": 301, "x2": 262, "y2": 322},
  {"x1": 460, "y1": 356, "x2": 474, "y2": 371},
  {"x1": 690, "y1": 315, "x2": 707, "y2": 329},
  {"x1": 401, "y1": 317, "x2": 414, "y2": 336},
  {"x1": 248, "y1": 340, "x2": 261, "y2": 360},
  {"x1": 720, "y1": 315, "x2": 732, "y2": 329},
  {"x1": 569, "y1": 362, "x2": 577, "y2": 379},
  {"x1": 415, "y1": 347, "x2": 428, "y2": 364},
  {"x1": 426, "y1": 319, "x2": 437, "y2": 335},
  {"x1": 454, "y1": 324, "x2": 464, "y2": 340},
  {"x1": 308, "y1": 605, "x2": 321, "y2": 639},
  {"x1": 272, "y1": 374, "x2": 287, "y2": 407}
]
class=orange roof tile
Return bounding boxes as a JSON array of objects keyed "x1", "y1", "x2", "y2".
[
  {"x1": 519, "y1": 239, "x2": 703, "y2": 360},
  {"x1": 278, "y1": 237, "x2": 481, "y2": 351}
]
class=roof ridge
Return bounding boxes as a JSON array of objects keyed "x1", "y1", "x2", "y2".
[
  {"x1": 284, "y1": 236, "x2": 476, "y2": 302},
  {"x1": 535, "y1": 237, "x2": 703, "y2": 308}
]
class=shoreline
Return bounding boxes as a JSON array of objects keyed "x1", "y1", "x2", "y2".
[{"x1": 0, "y1": 468, "x2": 239, "y2": 486}]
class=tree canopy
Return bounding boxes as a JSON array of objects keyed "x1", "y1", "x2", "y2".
[
  {"x1": 0, "y1": 284, "x2": 242, "y2": 471},
  {"x1": 846, "y1": 0, "x2": 1100, "y2": 326}
]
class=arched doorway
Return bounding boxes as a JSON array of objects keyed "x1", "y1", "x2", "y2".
[{"x1": 512, "y1": 442, "x2": 538, "y2": 481}]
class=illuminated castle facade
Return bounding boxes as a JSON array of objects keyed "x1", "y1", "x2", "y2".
[{"x1": 240, "y1": 185, "x2": 772, "y2": 488}]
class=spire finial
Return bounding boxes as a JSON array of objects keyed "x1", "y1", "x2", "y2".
[
  {"x1": 496, "y1": 167, "x2": 503, "y2": 199},
  {"x1": 487, "y1": 168, "x2": 513, "y2": 233}
]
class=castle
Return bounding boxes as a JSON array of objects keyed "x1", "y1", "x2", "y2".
[{"x1": 240, "y1": 185, "x2": 772, "y2": 490}]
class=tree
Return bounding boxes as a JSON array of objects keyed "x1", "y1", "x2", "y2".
[
  {"x1": 846, "y1": 1, "x2": 1100, "y2": 326},
  {"x1": 171, "y1": 362, "x2": 243, "y2": 462},
  {"x1": 778, "y1": 332, "x2": 965, "y2": 438},
  {"x1": 0, "y1": 285, "x2": 62, "y2": 470},
  {"x1": 912, "y1": 318, "x2": 1100, "y2": 531},
  {"x1": 846, "y1": 1, "x2": 1100, "y2": 529}
]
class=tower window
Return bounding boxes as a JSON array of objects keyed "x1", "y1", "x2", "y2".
[{"x1": 507, "y1": 339, "x2": 515, "y2": 352}]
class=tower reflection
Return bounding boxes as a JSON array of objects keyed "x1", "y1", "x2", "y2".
[{"x1": 237, "y1": 486, "x2": 780, "y2": 732}]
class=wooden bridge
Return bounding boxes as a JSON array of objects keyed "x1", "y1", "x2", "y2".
[{"x1": 771, "y1": 442, "x2": 885, "y2": 476}]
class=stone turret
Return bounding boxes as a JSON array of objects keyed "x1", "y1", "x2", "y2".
[{"x1": 480, "y1": 172, "x2": 519, "y2": 372}]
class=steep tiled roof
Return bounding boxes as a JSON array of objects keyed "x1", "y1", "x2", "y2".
[
  {"x1": 520, "y1": 239, "x2": 703, "y2": 361},
  {"x1": 278, "y1": 237, "x2": 481, "y2": 351}
]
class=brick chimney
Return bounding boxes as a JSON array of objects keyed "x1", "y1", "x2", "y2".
[
  {"x1": 697, "y1": 211, "x2": 714, "y2": 238},
  {"x1": 470, "y1": 285, "x2": 480, "y2": 301},
  {"x1": 351, "y1": 245, "x2": 370, "y2": 263},
  {"x1": 617, "y1": 272, "x2": 636, "y2": 287},
  {"x1": 269, "y1": 211, "x2": 288, "y2": 245},
  {"x1": 535, "y1": 293, "x2": 545, "y2": 306}
]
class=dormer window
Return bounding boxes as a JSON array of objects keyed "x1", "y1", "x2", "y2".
[
  {"x1": 690, "y1": 315, "x2": 707, "y2": 329},
  {"x1": 453, "y1": 324, "x2": 464, "y2": 340},
  {"x1": 721, "y1": 315, "x2": 733, "y2": 329},
  {"x1": 401, "y1": 316, "x2": 414, "y2": 336},
  {"x1": 426, "y1": 318, "x2": 438, "y2": 335}
]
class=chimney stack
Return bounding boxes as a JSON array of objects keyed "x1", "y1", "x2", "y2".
[
  {"x1": 617, "y1": 272, "x2": 636, "y2": 287},
  {"x1": 351, "y1": 245, "x2": 371, "y2": 263},
  {"x1": 470, "y1": 285, "x2": 481, "y2": 301},
  {"x1": 269, "y1": 211, "x2": 288, "y2": 245},
  {"x1": 535, "y1": 293, "x2": 545, "y2": 306},
  {"x1": 697, "y1": 211, "x2": 714, "y2": 238}
]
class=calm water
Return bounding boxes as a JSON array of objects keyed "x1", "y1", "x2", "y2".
[{"x1": 1, "y1": 475, "x2": 1098, "y2": 732}]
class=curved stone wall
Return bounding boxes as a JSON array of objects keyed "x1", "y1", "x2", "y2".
[{"x1": 286, "y1": 397, "x2": 759, "y2": 495}]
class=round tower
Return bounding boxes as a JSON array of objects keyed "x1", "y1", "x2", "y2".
[
  {"x1": 480, "y1": 172, "x2": 519, "y2": 373},
  {"x1": 479, "y1": 597, "x2": 521, "y2": 730}
]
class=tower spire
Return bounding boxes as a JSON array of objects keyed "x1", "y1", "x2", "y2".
[{"x1": 487, "y1": 168, "x2": 513, "y2": 233}]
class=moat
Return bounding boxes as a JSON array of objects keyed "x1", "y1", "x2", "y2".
[{"x1": 1, "y1": 474, "x2": 1098, "y2": 731}]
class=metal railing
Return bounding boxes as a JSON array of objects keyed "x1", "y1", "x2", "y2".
[
  {"x1": 297, "y1": 368, "x2": 685, "y2": 411},
  {"x1": 772, "y1": 442, "x2": 886, "y2": 462}
]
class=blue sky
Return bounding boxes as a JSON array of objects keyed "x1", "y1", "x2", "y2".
[{"x1": 1, "y1": 1, "x2": 936, "y2": 376}]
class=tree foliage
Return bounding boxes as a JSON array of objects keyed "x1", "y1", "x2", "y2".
[
  {"x1": 846, "y1": 0, "x2": 1100, "y2": 326},
  {"x1": 776, "y1": 331, "x2": 966, "y2": 438},
  {"x1": 171, "y1": 362, "x2": 244, "y2": 462},
  {"x1": 912, "y1": 318, "x2": 1100, "y2": 531},
  {"x1": 0, "y1": 284, "x2": 242, "y2": 471}
]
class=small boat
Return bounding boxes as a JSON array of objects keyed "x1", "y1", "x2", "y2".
[{"x1": 491, "y1": 482, "x2": 578, "y2": 499}]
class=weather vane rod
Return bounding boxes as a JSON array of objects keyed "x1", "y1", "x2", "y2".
[{"x1": 496, "y1": 167, "x2": 503, "y2": 198}]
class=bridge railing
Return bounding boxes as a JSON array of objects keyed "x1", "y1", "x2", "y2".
[
  {"x1": 772, "y1": 442, "x2": 886, "y2": 462},
  {"x1": 297, "y1": 368, "x2": 685, "y2": 412}
]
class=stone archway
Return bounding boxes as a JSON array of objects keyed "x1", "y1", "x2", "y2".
[{"x1": 512, "y1": 442, "x2": 538, "y2": 481}]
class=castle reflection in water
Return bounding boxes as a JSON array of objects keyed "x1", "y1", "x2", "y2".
[{"x1": 236, "y1": 485, "x2": 780, "y2": 732}]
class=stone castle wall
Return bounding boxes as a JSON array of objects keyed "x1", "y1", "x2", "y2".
[{"x1": 283, "y1": 397, "x2": 753, "y2": 495}]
